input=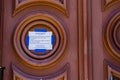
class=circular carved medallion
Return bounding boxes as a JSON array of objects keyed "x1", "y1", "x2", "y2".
[
  {"x1": 104, "y1": 13, "x2": 120, "y2": 58},
  {"x1": 14, "y1": 14, "x2": 67, "y2": 66}
]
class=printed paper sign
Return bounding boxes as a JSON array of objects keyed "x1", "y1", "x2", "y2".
[{"x1": 28, "y1": 31, "x2": 52, "y2": 50}]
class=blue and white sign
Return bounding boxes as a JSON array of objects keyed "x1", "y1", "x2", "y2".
[{"x1": 28, "y1": 31, "x2": 53, "y2": 50}]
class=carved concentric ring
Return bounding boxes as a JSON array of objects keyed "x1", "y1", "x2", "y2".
[
  {"x1": 113, "y1": 21, "x2": 120, "y2": 49},
  {"x1": 14, "y1": 14, "x2": 67, "y2": 66},
  {"x1": 21, "y1": 21, "x2": 59, "y2": 59},
  {"x1": 104, "y1": 13, "x2": 120, "y2": 58}
]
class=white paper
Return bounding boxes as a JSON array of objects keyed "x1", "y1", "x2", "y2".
[{"x1": 28, "y1": 31, "x2": 52, "y2": 50}]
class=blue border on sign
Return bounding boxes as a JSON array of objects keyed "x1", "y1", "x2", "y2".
[
  {"x1": 25, "y1": 28, "x2": 55, "y2": 53},
  {"x1": 34, "y1": 28, "x2": 47, "y2": 32},
  {"x1": 34, "y1": 49, "x2": 46, "y2": 53},
  {"x1": 51, "y1": 35, "x2": 55, "y2": 45},
  {"x1": 25, "y1": 36, "x2": 29, "y2": 46}
]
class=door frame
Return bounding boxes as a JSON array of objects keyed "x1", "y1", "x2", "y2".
[{"x1": 0, "y1": 0, "x2": 4, "y2": 66}]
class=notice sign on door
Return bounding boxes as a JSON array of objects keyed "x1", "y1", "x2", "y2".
[{"x1": 28, "y1": 31, "x2": 52, "y2": 50}]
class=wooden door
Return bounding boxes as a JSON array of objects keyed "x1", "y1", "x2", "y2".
[
  {"x1": 0, "y1": 0, "x2": 84, "y2": 80},
  {"x1": 3, "y1": 0, "x2": 120, "y2": 80},
  {"x1": 90, "y1": 0, "x2": 120, "y2": 80}
]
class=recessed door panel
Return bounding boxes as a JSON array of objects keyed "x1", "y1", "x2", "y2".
[{"x1": 1, "y1": 0, "x2": 83, "y2": 80}]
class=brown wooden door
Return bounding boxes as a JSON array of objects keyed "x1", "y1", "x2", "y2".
[
  {"x1": 0, "y1": 0, "x2": 84, "y2": 80},
  {"x1": 3, "y1": 0, "x2": 120, "y2": 80},
  {"x1": 90, "y1": 0, "x2": 120, "y2": 80}
]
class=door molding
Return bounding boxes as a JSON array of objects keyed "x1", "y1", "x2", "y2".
[
  {"x1": 13, "y1": 0, "x2": 68, "y2": 16},
  {"x1": 102, "y1": 0, "x2": 120, "y2": 11},
  {"x1": 78, "y1": 0, "x2": 93, "y2": 80},
  {"x1": 12, "y1": 64, "x2": 69, "y2": 80}
]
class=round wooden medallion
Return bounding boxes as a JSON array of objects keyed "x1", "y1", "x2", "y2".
[{"x1": 14, "y1": 14, "x2": 67, "y2": 66}]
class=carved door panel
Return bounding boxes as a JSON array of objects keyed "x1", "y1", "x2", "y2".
[
  {"x1": 0, "y1": 0, "x2": 84, "y2": 80},
  {"x1": 91, "y1": 0, "x2": 120, "y2": 80}
]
